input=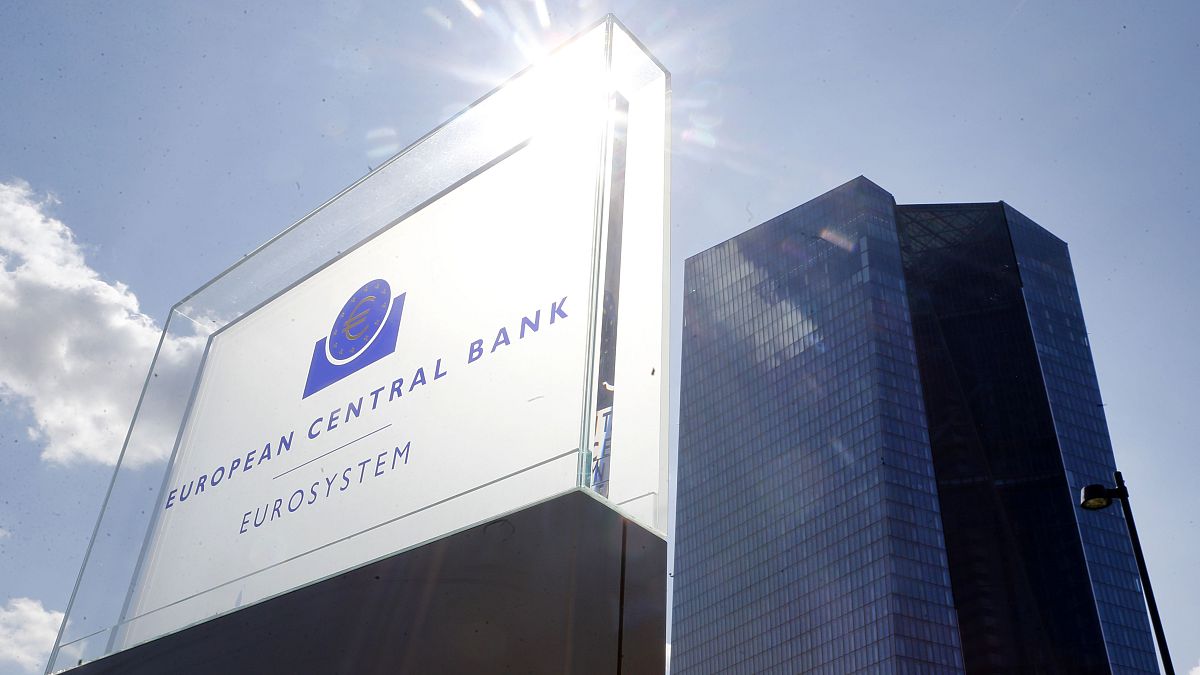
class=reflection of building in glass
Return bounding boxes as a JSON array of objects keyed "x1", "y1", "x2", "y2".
[
  {"x1": 671, "y1": 177, "x2": 1159, "y2": 673},
  {"x1": 592, "y1": 407, "x2": 614, "y2": 496}
]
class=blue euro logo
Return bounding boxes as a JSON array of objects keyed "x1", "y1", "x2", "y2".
[
  {"x1": 328, "y1": 279, "x2": 391, "y2": 361},
  {"x1": 303, "y1": 279, "x2": 405, "y2": 399}
]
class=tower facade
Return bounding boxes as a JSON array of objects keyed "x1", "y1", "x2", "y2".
[
  {"x1": 895, "y1": 202, "x2": 1158, "y2": 673},
  {"x1": 674, "y1": 178, "x2": 964, "y2": 673},
  {"x1": 672, "y1": 178, "x2": 1158, "y2": 673}
]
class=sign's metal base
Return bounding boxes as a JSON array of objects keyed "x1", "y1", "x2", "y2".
[{"x1": 65, "y1": 490, "x2": 665, "y2": 674}]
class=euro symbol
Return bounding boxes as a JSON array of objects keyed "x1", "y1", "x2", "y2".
[{"x1": 342, "y1": 295, "x2": 377, "y2": 340}]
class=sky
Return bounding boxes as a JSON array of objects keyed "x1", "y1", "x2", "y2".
[{"x1": 1, "y1": 1, "x2": 1198, "y2": 673}]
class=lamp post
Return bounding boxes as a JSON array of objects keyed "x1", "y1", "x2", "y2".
[{"x1": 1080, "y1": 471, "x2": 1174, "y2": 675}]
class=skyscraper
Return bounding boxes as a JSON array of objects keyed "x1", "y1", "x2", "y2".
[{"x1": 672, "y1": 177, "x2": 1158, "y2": 673}]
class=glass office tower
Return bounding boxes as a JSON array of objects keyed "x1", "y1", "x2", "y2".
[
  {"x1": 674, "y1": 178, "x2": 964, "y2": 673},
  {"x1": 673, "y1": 178, "x2": 1158, "y2": 673},
  {"x1": 895, "y1": 203, "x2": 1158, "y2": 673}
]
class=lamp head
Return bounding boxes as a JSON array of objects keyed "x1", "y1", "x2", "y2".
[{"x1": 1080, "y1": 484, "x2": 1114, "y2": 510}]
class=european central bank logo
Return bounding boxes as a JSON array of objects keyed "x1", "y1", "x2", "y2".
[{"x1": 303, "y1": 278, "x2": 406, "y2": 399}]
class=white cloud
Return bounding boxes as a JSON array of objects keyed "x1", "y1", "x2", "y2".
[
  {"x1": 0, "y1": 598, "x2": 62, "y2": 674},
  {"x1": 0, "y1": 180, "x2": 202, "y2": 466},
  {"x1": 1189, "y1": 658, "x2": 1200, "y2": 675}
]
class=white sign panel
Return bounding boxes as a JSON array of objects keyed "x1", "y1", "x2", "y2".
[
  {"x1": 126, "y1": 133, "x2": 601, "y2": 642},
  {"x1": 47, "y1": 20, "x2": 668, "y2": 672}
]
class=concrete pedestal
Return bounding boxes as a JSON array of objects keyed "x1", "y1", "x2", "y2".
[{"x1": 66, "y1": 490, "x2": 665, "y2": 674}]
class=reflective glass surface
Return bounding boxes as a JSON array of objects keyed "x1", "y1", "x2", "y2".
[
  {"x1": 1005, "y1": 205, "x2": 1159, "y2": 673},
  {"x1": 896, "y1": 202, "x2": 1157, "y2": 673},
  {"x1": 897, "y1": 203, "x2": 1109, "y2": 672},
  {"x1": 674, "y1": 178, "x2": 963, "y2": 673},
  {"x1": 674, "y1": 179, "x2": 1157, "y2": 674}
]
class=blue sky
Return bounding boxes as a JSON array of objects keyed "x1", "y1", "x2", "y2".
[{"x1": 1, "y1": 1, "x2": 1197, "y2": 673}]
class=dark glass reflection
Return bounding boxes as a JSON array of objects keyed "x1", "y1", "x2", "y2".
[
  {"x1": 673, "y1": 179, "x2": 1158, "y2": 674},
  {"x1": 897, "y1": 203, "x2": 1154, "y2": 673},
  {"x1": 674, "y1": 178, "x2": 963, "y2": 673}
]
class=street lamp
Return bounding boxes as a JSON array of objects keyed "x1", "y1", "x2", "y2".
[{"x1": 1079, "y1": 471, "x2": 1174, "y2": 675}]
